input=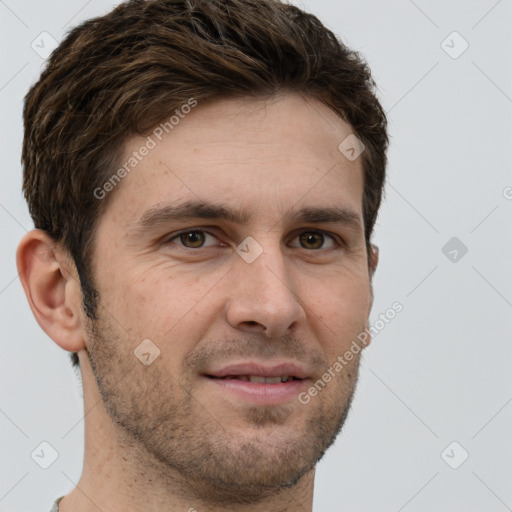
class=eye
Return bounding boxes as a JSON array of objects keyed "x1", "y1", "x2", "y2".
[
  {"x1": 164, "y1": 229, "x2": 341, "y2": 251},
  {"x1": 290, "y1": 230, "x2": 338, "y2": 250},
  {"x1": 167, "y1": 230, "x2": 219, "y2": 248}
]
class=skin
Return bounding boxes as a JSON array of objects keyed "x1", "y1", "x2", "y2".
[{"x1": 17, "y1": 92, "x2": 378, "y2": 512}]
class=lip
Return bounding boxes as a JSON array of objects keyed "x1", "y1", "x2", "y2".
[
  {"x1": 204, "y1": 376, "x2": 310, "y2": 405},
  {"x1": 203, "y1": 361, "x2": 311, "y2": 405},
  {"x1": 204, "y1": 361, "x2": 309, "y2": 379}
]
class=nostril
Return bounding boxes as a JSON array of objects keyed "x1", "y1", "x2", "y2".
[{"x1": 244, "y1": 321, "x2": 265, "y2": 331}]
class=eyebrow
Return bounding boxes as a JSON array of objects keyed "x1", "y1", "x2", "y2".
[{"x1": 128, "y1": 199, "x2": 363, "y2": 236}]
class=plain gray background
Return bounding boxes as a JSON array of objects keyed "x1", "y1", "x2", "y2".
[{"x1": 1, "y1": 1, "x2": 511, "y2": 511}]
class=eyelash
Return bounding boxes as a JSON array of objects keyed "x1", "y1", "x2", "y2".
[{"x1": 163, "y1": 228, "x2": 344, "y2": 251}]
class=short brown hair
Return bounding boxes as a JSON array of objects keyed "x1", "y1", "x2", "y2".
[{"x1": 22, "y1": 0, "x2": 389, "y2": 370}]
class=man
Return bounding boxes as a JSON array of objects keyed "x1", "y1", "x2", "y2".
[{"x1": 17, "y1": 0, "x2": 388, "y2": 510}]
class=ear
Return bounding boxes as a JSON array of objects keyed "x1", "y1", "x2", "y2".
[
  {"x1": 362, "y1": 243, "x2": 379, "y2": 348},
  {"x1": 367, "y1": 243, "x2": 379, "y2": 307},
  {"x1": 369, "y1": 243, "x2": 379, "y2": 280},
  {"x1": 16, "y1": 230, "x2": 86, "y2": 353}
]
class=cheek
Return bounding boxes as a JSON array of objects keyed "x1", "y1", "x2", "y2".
[
  {"x1": 112, "y1": 261, "x2": 223, "y2": 342},
  {"x1": 302, "y1": 270, "x2": 370, "y2": 354}
]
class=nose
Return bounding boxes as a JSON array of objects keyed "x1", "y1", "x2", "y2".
[{"x1": 225, "y1": 244, "x2": 306, "y2": 338}]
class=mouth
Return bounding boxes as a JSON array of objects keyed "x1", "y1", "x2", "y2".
[
  {"x1": 205, "y1": 375, "x2": 303, "y2": 384},
  {"x1": 202, "y1": 362, "x2": 311, "y2": 404}
]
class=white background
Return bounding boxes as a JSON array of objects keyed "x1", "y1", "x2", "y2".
[{"x1": 1, "y1": 1, "x2": 511, "y2": 511}]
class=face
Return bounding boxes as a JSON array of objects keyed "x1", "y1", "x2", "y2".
[{"x1": 84, "y1": 92, "x2": 375, "y2": 504}]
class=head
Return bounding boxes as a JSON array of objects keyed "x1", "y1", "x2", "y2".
[{"x1": 18, "y1": 0, "x2": 388, "y2": 504}]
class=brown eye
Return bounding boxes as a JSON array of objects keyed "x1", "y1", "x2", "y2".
[
  {"x1": 172, "y1": 231, "x2": 210, "y2": 248},
  {"x1": 165, "y1": 229, "x2": 226, "y2": 250},
  {"x1": 299, "y1": 231, "x2": 325, "y2": 249},
  {"x1": 291, "y1": 230, "x2": 338, "y2": 250}
]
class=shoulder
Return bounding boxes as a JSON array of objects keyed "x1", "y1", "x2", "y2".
[{"x1": 48, "y1": 495, "x2": 64, "y2": 512}]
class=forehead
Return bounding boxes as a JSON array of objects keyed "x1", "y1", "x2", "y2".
[{"x1": 100, "y1": 93, "x2": 364, "y2": 231}]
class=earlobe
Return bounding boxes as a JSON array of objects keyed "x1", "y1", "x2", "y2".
[
  {"x1": 369, "y1": 243, "x2": 379, "y2": 278},
  {"x1": 367, "y1": 243, "x2": 379, "y2": 305},
  {"x1": 16, "y1": 230, "x2": 86, "y2": 353},
  {"x1": 363, "y1": 243, "x2": 380, "y2": 346}
]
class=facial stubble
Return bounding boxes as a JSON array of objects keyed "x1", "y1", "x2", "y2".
[{"x1": 84, "y1": 309, "x2": 361, "y2": 506}]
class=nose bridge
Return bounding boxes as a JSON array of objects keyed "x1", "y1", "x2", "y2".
[
  {"x1": 226, "y1": 234, "x2": 304, "y2": 337},
  {"x1": 241, "y1": 235, "x2": 295, "y2": 299},
  {"x1": 248, "y1": 243, "x2": 290, "y2": 294}
]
